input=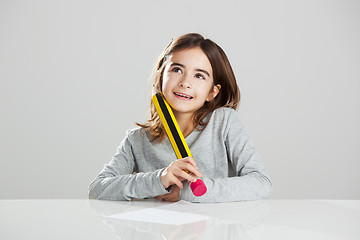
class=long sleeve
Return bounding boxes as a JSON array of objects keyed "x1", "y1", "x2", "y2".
[
  {"x1": 180, "y1": 109, "x2": 272, "y2": 202},
  {"x1": 88, "y1": 130, "x2": 169, "y2": 201},
  {"x1": 89, "y1": 108, "x2": 271, "y2": 202}
]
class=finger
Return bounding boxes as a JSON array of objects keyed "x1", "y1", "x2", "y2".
[
  {"x1": 161, "y1": 193, "x2": 176, "y2": 202},
  {"x1": 155, "y1": 191, "x2": 171, "y2": 200},
  {"x1": 173, "y1": 167, "x2": 197, "y2": 182},
  {"x1": 165, "y1": 198, "x2": 178, "y2": 202},
  {"x1": 155, "y1": 195, "x2": 165, "y2": 200},
  {"x1": 168, "y1": 174, "x2": 184, "y2": 189},
  {"x1": 169, "y1": 161, "x2": 201, "y2": 179},
  {"x1": 181, "y1": 158, "x2": 202, "y2": 177},
  {"x1": 182, "y1": 157, "x2": 198, "y2": 169},
  {"x1": 176, "y1": 162, "x2": 202, "y2": 178},
  {"x1": 186, "y1": 157, "x2": 200, "y2": 171}
]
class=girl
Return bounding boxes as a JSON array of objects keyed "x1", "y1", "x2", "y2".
[{"x1": 89, "y1": 33, "x2": 272, "y2": 202}]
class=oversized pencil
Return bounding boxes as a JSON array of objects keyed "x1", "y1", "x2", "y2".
[{"x1": 152, "y1": 92, "x2": 207, "y2": 197}]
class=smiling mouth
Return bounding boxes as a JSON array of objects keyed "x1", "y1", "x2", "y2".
[{"x1": 174, "y1": 92, "x2": 193, "y2": 99}]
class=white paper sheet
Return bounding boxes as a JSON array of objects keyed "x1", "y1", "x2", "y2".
[{"x1": 106, "y1": 201, "x2": 212, "y2": 225}]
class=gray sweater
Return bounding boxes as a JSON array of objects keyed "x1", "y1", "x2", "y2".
[{"x1": 89, "y1": 107, "x2": 272, "y2": 202}]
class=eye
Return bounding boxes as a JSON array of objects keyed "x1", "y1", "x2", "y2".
[
  {"x1": 172, "y1": 67, "x2": 182, "y2": 73},
  {"x1": 195, "y1": 73, "x2": 205, "y2": 80}
]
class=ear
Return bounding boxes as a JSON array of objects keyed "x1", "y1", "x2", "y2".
[{"x1": 206, "y1": 84, "x2": 221, "y2": 102}]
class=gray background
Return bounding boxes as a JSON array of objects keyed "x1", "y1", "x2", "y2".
[{"x1": 1, "y1": 0, "x2": 359, "y2": 199}]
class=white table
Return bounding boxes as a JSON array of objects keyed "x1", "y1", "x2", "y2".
[{"x1": 0, "y1": 199, "x2": 359, "y2": 240}]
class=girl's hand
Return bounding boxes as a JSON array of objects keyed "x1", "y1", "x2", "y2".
[
  {"x1": 155, "y1": 185, "x2": 180, "y2": 202},
  {"x1": 160, "y1": 157, "x2": 202, "y2": 189}
]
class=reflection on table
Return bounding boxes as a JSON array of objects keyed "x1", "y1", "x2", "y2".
[
  {"x1": 0, "y1": 199, "x2": 359, "y2": 240},
  {"x1": 89, "y1": 199, "x2": 269, "y2": 240}
]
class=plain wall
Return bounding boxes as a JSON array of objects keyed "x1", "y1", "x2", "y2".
[{"x1": 1, "y1": 0, "x2": 359, "y2": 199}]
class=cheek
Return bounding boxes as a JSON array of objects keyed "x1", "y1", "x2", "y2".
[
  {"x1": 162, "y1": 75, "x2": 174, "y2": 94},
  {"x1": 161, "y1": 72, "x2": 170, "y2": 88},
  {"x1": 162, "y1": 73, "x2": 177, "y2": 88},
  {"x1": 194, "y1": 82, "x2": 213, "y2": 98}
]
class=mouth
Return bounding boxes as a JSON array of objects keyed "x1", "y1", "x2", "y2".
[{"x1": 173, "y1": 92, "x2": 193, "y2": 100}]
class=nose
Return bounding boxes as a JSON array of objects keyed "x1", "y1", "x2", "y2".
[{"x1": 178, "y1": 75, "x2": 191, "y2": 89}]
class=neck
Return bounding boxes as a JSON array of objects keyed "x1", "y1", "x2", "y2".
[{"x1": 173, "y1": 112, "x2": 195, "y2": 138}]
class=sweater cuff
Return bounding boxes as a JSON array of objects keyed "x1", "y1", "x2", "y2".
[{"x1": 154, "y1": 168, "x2": 170, "y2": 196}]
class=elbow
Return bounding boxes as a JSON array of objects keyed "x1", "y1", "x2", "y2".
[
  {"x1": 88, "y1": 181, "x2": 101, "y2": 200},
  {"x1": 245, "y1": 171, "x2": 273, "y2": 200},
  {"x1": 88, "y1": 189, "x2": 99, "y2": 200},
  {"x1": 261, "y1": 175, "x2": 272, "y2": 199},
  {"x1": 249, "y1": 172, "x2": 272, "y2": 200}
]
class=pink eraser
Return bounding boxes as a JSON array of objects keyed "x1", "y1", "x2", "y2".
[{"x1": 190, "y1": 179, "x2": 207, "y2": 196}]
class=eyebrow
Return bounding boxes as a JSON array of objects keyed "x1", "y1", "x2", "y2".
[{"x1": 170, "y1": 62, "x2": 211, "y2": 77}]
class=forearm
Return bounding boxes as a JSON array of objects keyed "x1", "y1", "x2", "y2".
[
  {"x1": 180, "y1": 172, "x2": 272, "y2": 203},
  {"x1": 88, "y1": 168, "x2": 169, "y2": 201}
]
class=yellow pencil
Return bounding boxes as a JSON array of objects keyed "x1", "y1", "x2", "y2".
[{"x1": 152, "y1": 92, "x2": 207, "y2": 197}]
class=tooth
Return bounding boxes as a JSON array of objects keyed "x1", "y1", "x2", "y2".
[{"x1": 175, "y1": 92, "x2": 191, "y2": 99}]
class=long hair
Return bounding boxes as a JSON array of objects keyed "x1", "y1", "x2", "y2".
[{"x1": 137, "y1": 33, "x2": 240, "y2": 142}]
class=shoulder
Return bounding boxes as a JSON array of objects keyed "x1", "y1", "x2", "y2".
[
  {"x1": 125, "y1": 126, "x2": 144, "y2": 135},
  {"x1": 212, "y1": 107, "x2": 238, "y2": 117},
  {"x1": 208, "y1": 107, "x2": 245, "y2": 132},
  {"x1": 211, "y1": 107, "x2": 241, "y2": 123},
  {"x1": 124, "y1": 126, "x2": 149, "y2": 141}
]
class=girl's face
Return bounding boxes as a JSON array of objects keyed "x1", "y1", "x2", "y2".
[{"x1": 162, "y1": 47, "x2": 220, "y2": 117}]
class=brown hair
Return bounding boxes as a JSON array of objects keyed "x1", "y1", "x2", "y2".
[{"x1": 137, "y1": 33, "x2": 240, "y2": 142}]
